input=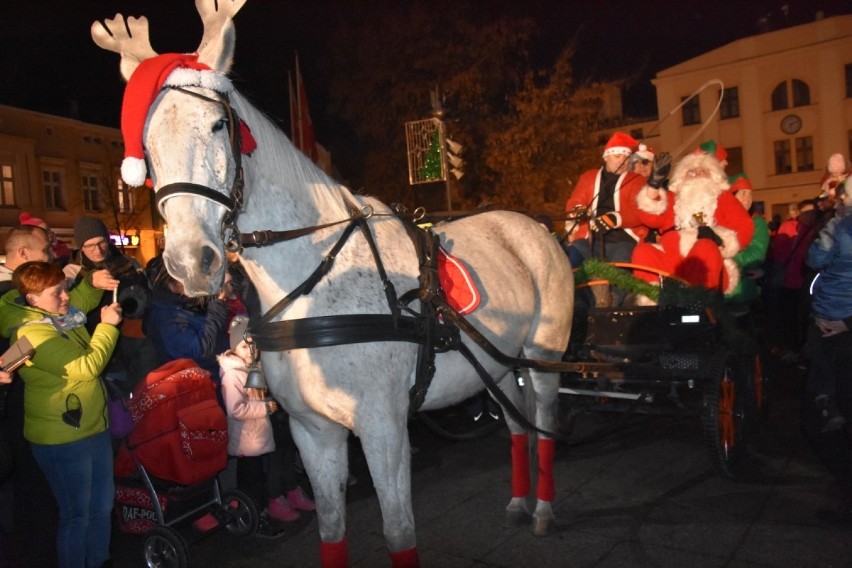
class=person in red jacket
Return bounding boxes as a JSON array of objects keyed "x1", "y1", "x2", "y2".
[
  {"x1": 564, "y1": 132, "x2": 650, "y2": 265},
  {"x1": 631, "y1": 151, "x2": 754, "y2": 296}
]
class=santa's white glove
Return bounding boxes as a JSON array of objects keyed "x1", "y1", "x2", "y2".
[{"x1": 815, "y1": 317, "x2": 849, "y2": 337}]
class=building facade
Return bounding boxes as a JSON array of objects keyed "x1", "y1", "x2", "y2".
[
  {"x1": 614, "y1": 13, "x2": 851, "y2": 222},
  {"x1": 0, "y1": 104, "x2": 162, "y2": 264}
]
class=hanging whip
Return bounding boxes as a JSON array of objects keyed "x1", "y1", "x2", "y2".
[{"x1": 642, "y1": 78, "x2": 726, "y2": 160}]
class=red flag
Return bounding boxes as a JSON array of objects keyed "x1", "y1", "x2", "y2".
[{"x1": 293, "y1": 54, "x2": 318, "y2": 162}]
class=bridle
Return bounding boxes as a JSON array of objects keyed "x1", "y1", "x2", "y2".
[{"x1": 152, "y1": 86, "x2": 245, "y2": 251}]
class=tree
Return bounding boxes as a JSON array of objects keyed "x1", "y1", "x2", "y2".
[
  {"x1": 483, "y1": 48, "x2": 606, "y2": 212},
  {"x1": 322, "y1": 3, "x2": 534, "y2": 208}
]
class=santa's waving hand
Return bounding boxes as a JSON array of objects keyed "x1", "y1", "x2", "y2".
[{"x1": 631, "y1": 151, "x2": 754, "y2": 294}]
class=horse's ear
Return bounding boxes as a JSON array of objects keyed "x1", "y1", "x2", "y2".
[
  {"x1": 194, "y1": 0, "x2": 247, "y2": 73},
  {"x1": 91, "y1": 14, "x2": 159, "y2": 82}
]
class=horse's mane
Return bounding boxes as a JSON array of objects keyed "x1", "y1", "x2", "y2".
[{"x1": 230, "y1": 90, "x2": 352, "y2": 218}]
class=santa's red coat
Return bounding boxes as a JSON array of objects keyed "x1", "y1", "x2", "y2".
[
  {"x1": 564, "y1": 168, "x2": 649, "y2": 243},
  {"x1": 632, "y1": 185, "x2": 754, "y2": 293}
]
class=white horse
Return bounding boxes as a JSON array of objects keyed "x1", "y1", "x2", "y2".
[{"x1": 93, "y1": 2, "x2": 573, "y2": 566}]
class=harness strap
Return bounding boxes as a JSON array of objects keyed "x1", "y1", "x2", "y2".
[
  {"x1": 240, "y1": 216, "x2": 362, "y2": 248},
  {"x1": 155, "y1": 182, "x2": 234, "y2": 213},
  {"x1": 250, "y1": 217, "x2": 361, "y2": 333}
]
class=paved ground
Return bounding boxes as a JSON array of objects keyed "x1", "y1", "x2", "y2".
[{"x1": 3, "y1": 354, "x2": 851, "y2": 567}]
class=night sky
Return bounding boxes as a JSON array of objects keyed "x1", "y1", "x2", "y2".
[{"x1": 0, "y1": 1, "x2": 849, "y2": 148}]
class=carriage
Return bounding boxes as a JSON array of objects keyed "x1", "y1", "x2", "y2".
[{"x1": 558, "y1": 259, "x2": 768, "y2": 478}]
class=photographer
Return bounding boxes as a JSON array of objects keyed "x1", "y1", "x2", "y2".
[{"x1": 66, "y1": 217, "x2": 156, "y2": 391}]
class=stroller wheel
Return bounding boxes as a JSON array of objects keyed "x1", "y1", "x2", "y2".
[
  {"x1": 143, "y1": 526, "x2": 190, "y2": 568},
  {"x1": 220, "y1": 488, "x2": 259, "y2": 537}
]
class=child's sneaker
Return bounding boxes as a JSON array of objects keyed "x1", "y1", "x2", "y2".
[
  {"x1": 815, "y1": 394, "x2": 846, "y2": 433},
  {"x1": 267, "y1": 495, "x2": 299, "y2": 522},
  {"x1": 287, "y1": 487, "x2": 316, "y2": 512}
]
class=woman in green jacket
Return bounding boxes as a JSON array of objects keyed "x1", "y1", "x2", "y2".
[{"x1": 0, "y1": 261, "x2": 121, "y2": 568}]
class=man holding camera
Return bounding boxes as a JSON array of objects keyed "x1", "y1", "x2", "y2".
[{"x1": 66, "y1": 217, "x2": 155, "y2": 390}]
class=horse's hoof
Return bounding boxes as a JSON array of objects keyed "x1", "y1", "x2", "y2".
[
  {"x1": 531, "y1": 515, "x2": 556, "y2": 537},
  {"x1": 503, "y1": 509, "x2": 532, "y2": 528}
]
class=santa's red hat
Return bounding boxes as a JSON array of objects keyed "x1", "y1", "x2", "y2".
[
  {"x1": 602, "y1": 132, "x2": 638, "y2": 158},
  {"x1": 19, "y1": 211, "x2": 46, "y2": 227},
  {"x1": 120, "y1": 53, "x2": 235, "y2": 187}
]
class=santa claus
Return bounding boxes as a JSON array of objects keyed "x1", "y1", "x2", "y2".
[{"x1": 631, "y1": 151, "x2": 754, "y2": 295}]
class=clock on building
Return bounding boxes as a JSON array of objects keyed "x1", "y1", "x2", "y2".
[{"x1": 780, "y1": 114, "x2": 802, "y2": 135}]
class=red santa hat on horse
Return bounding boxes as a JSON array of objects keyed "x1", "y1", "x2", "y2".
[{"x1": 632, "y1": 151, "x2": 754, "y2": 295}]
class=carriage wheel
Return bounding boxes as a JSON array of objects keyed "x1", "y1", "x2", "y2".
[
  {"x1": 143, "y1": 526, "x2": 190, "y2": 568},
  {"x1": 701, "y1": 351, "x2": 749, "y2": 478},
  {"x1": 751, "y1": 351, "x2": 770, "y2": 420},
  {"x1": 219, "y1": 489, "x2": 259, "y2": 537}
]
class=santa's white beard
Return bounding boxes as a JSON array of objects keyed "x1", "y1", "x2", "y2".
[{"x1": 673, "y1": 177, "x2": 723, "y2": 229}]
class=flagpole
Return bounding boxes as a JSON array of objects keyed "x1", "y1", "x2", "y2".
[
  {"x1": 295, "y1": 52, "x2": 304, "y2": 152},
  {"x1": 288, "y1": 71, "x2": 296, "y2": 145}
]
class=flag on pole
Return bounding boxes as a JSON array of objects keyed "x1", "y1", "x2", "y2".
[{"x1": 291, "y1": 53, "x2": 318, "y2": 162}]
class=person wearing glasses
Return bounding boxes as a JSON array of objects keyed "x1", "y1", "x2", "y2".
[
  {"x1": 628, "y1": 144, "x2": 655, "y2": 180},
  {"x1": 563, "y1": 132, "x2": 651, "y2": 265},
  {"x1": 0, "y1": 261, "x2": 122, "y2": 568},
  {"x1": 66, "y1": 217, "x2": 155, "y2": 391}
]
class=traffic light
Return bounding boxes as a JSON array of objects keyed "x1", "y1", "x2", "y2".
[{"x1": 445, "y1": 137, "x2": 464, "y2": 180}]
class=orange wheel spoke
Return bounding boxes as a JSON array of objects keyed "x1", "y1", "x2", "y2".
[{"x1": 718, "y1": 375, "x2": 736, "y2": 451}]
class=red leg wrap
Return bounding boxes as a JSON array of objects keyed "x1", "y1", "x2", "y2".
[
  {"x1": 537, "y1": 437, "x2": 555, "y2": 501},
  {"x1": 389, "y1": 546, "x2": 420, "y2": 568},
  {"x1": 511, "y1": 433, "x2": 531, "y2": 498},
  {"x1": 320, "y1": 537, "x2": 349, "y2": 568}
]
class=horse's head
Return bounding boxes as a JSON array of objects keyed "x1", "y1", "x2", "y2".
[{"x1": 92, "y1": 0, "x2": 248, "y2": 296}]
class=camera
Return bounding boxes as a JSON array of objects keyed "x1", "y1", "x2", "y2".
[{"x1": 103, "y1": 254, "x2": 151, "y2": 319}]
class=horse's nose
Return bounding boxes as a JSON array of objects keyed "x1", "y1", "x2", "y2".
[{"x1": 200, "y1": 245, "x2": 220, "y2": 276}]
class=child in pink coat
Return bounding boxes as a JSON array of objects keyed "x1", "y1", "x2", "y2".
[{"x1": 219, "y1": 316, "x2": 314, "y2": 534}]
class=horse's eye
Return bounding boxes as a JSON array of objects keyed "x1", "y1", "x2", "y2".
[{"x1": 212, "y1": 119, "x2": 229, "y2": 133}]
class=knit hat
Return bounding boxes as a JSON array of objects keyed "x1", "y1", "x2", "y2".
[
  {"x1": 120, "y1": 53, "x2": 235, "y2": 187},
  {"x1": 728, "y1": 173, "x2": 752, "y2": 193},
  {"x1": 229, "y1": 315, "x2": 250, "y2": 350},
  {"x1": 74, "y1": 216, "x2": 110, "y2": 247},
  {"x1": 698, "y1": 140, "x2": 728, "y2": 163},
  {"x1": 19, "y1": 212, "x2": 46, "y2": 227},
  {"x1": 602, "y1": 132, "x2": 638, "y2": 158}
]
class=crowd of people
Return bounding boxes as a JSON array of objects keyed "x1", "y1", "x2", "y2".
[
  {"x1": 562, "y1": 133, "x2": 852, "y2": 524},
  {"x1": 0, "y1": 216, "x2": 314, "y2": 566}
]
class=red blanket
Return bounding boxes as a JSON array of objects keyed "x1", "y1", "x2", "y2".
[{"x1": 437, "y1": 248, "x2": 480, "y2": 315}]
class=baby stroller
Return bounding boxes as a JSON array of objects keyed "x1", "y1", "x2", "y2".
[{"x1": 113, "y1": 358, "x2": 259, "y2": 568}]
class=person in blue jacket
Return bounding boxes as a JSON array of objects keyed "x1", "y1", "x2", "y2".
[
  {"x1": 143, "y1": 256, "x2": 230, "y2": 394},
  {"x1": 802, "y1": 174, "x2": 852, "y2": 524}
]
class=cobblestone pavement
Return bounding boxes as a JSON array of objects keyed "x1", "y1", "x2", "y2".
[{"x1": 3, "y1": 354, "x2": 851, "y2": 567}]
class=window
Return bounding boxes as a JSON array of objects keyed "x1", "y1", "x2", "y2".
[
  {"x1": 117, "y1": 178, "x2": 134, "y2": 214},
  {"x1": 81, "y1": 173, "x2": 102, "y2": 211},
  {"x1": 846, "y1": 64, "x2": 852, "y2": 98},
  {"x1": 791, "y1": 80, "x2": 810, "y2": 107},
  {"x1": 719, "y1": 87, "x2": 740, "y2": 119},
  {"x1": 774, "y1": 140, "x2": 792, "y2": 174},
  {"x1": 629, "y1": 128, "x2": 644, "y2": 140},
  {"x1": 681, "y1": 95, "x2": 700, "y2": 126},
  {"x1": 795, "y1": 136, "x2": 814, "y2": 171},
  {"x1": 771, "y1": 82, "x2": 787, "y2": 110},
  {"x1": 773, "y1": 137, "x2": 813, "y2": 175},
  {"x1": 726, "y1": 146, "x2": 743, "y2": 175},
  {"x1": 42, "y1": 168, "x2": 66, "y2": 210},
  {"x1": 771, "y1": 79, "x2": 811, "y2": 111},
  {"x1": 0, "y1": 163, "x2": 16, "y2": 206}
]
